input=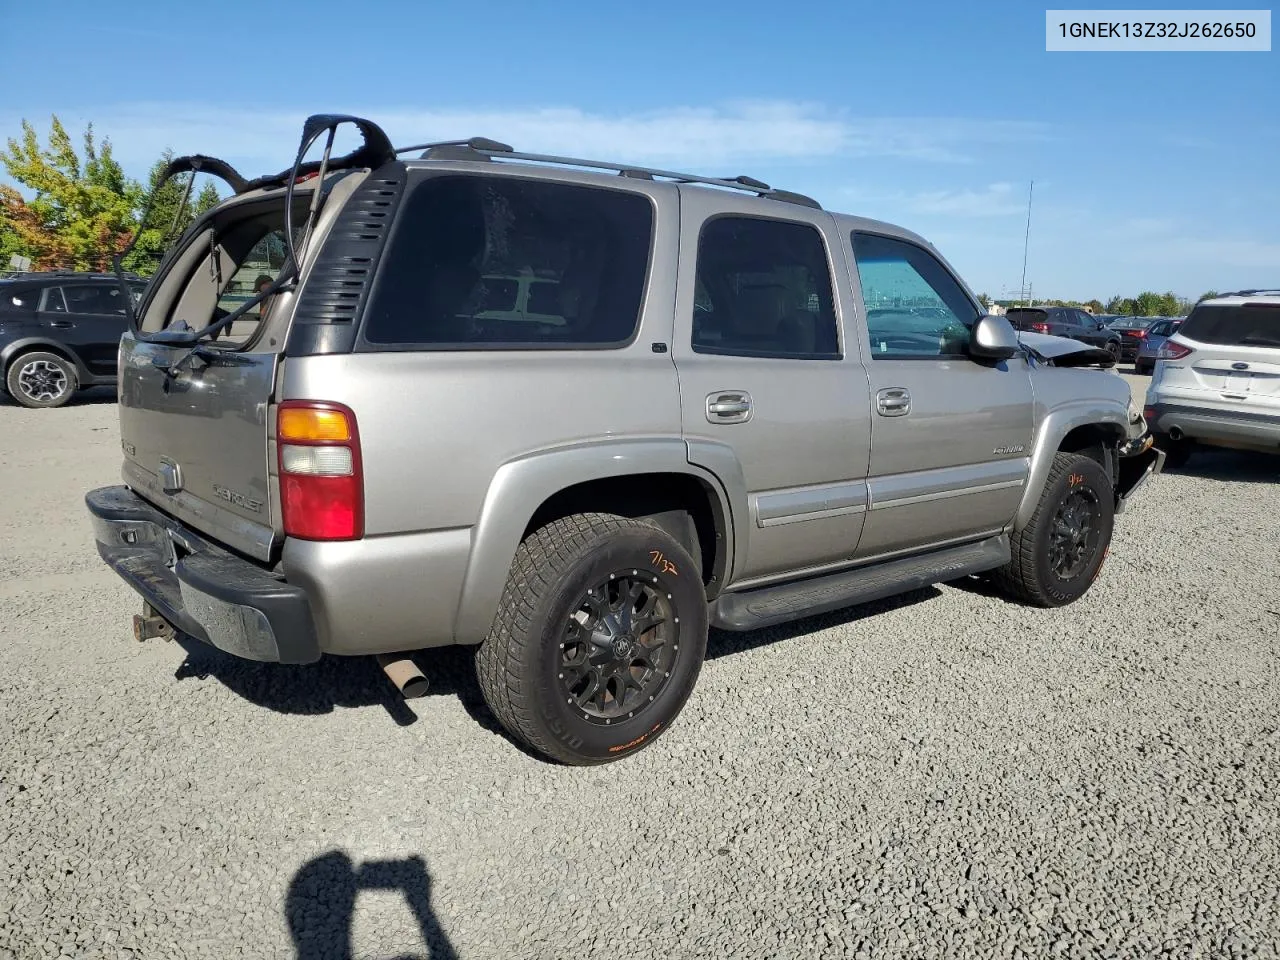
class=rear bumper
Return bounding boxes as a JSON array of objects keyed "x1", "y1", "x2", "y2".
[
  {"x1": 85, "y1": 485, "x2": 321, "y2": 663},
  {"x1": 1146, "y1": 401, "x2": 1280, "y2": 451}
]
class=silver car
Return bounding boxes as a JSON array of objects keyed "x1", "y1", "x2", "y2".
[{"x1": 84, "y1": 114, "x2": 1162, "y2": 764}]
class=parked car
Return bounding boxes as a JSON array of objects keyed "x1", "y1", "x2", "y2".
[
  {"x1": 1134, "y1": 317, "x2": 1184, "y2": 374},
  {"x1": 1105, "y1": 315, "x2": 1160, "y2": 362},
  {"x1": 1144, "y1": 292, "x2": 1280, "y2": 466},
  {"x1": 1005, "y1": 306, "x2": 1124, "y2": 362},
  {"x1": 1, "y1": 271, "x2": 147, "y2": 408},
  {"x1": 84, "y1": 113, "x2": 1162, "y2": 765}
]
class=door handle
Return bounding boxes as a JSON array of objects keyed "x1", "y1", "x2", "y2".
[
  {"x1": 706, "y1": 391, "x2": 752, "y2": 424},
  {"x1": 876, "y1": 387, "x2": 911, "y2": 417},
  {"x1": 49, "y1": 320, "x2": 73, "y2": 328}
]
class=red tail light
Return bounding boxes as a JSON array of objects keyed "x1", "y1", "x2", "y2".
[
  {"x1": 1159, "y1": 340, "x2": 1193, "y2": 361},
  {"x1": 1030, "y1": 321, "x2": 1050, "y2": 334},
  {"x1": 1134, "y1": 329, "x2": 1147, "y2": 338},
  {"x1": 276, "y1": 400, "x2": 364, "y2": 540}
]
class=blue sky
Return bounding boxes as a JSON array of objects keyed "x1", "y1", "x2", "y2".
[{"x1": 2, "y1": 0, "x2": 1276, "y2": 300}]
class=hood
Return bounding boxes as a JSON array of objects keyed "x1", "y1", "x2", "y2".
[{"x1": 1017, "y1": 331, "x2": 1116, "y2": 368}]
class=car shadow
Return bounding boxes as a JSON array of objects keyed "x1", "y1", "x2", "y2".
[
  {"x1": 706, "y1": 586, "x2": 940, "y2": 660},
  {"x1": 286, "y1": 850, "x2": 459, "y2": 960},
  {"x1": 176, "y1": 588, "x2": 942, "y2": 726},
  {"x1": 1162, "y1": 448, "x2": 1279, "y2": 484}
]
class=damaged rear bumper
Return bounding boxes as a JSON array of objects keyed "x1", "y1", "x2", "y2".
[{"x1": 85, "y1": 485, "x2": 321, "y2": 663}]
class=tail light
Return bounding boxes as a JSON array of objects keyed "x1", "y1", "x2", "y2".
[
  {"x1": 1134, "y1": 329, "x2": 1147, "y2": 338},
  {"x1": 277, "y1": 400, "x2": 363, "y2": 540},
  {"x1": 1159, "y1": 341, "x2": 1193, "y2": 361},
  {"x1": 1030, "y1": 321, "x2": 1051, "y2": 334}
]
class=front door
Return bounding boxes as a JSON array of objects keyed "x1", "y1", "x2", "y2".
[
  {"x1": 845, "y1": 231, "x2": 1034, "y2": 560},
  {"x1": 672, "y1": 190, "x2": 871, "y2": 586}
]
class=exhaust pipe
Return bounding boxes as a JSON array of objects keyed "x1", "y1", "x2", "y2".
[
  {"x1": 1168, "y1": 426, "x2": 1184, "y2": 441},
  {"x1": 376, "y1": 653, "x2": 430, "y2": 699}
]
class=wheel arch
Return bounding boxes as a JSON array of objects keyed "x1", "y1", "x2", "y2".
[
  {"x1": 1, "y1": 338, "x2": 89, "y2": 385},
  {"x1": 453, "y1": 439, "x2": 738, "y2": 645},
  {"x1": 1015, "y1": 403, "x2": 1129, "y2": 531}
]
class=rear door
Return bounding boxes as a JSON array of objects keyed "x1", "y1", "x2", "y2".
[
  {"x1": 55, "y1": 283, "x2": 132, "y2": 375},
  {"x1": 672, "y1": 190, "x2": 871, "y2": 585}
]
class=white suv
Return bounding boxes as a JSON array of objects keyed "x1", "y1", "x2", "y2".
[{"x1": 1144, "y1": 290, "x2": 1280, "y2": 466}]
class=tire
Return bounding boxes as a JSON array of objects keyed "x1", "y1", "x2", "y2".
[
  {"x1": 475, "y1": 512, "x2": 708, "y2": 765},
  {"x1": 5, "y1": 350, "x2": 77, "y2": 409},
  {"x1": 993, "y1": 452, "x2": 1115, "y2": 608},
  {"x1": 1105, "y1": 341, "x2": 1121, "y2": 362}
]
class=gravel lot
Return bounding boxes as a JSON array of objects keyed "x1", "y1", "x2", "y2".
[{"x1": 2, "y1": 379, "x2": 1278, "y2": 960}]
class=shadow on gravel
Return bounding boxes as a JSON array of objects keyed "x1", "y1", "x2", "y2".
[
  {"x1": 173, "y1": 637, "x2": 425, "y2": 727},
  {"x1": 0, "y1": 385, "x2": 117, "y2": 408},
  {"x1": 1162, "y1": 449, "x2": 1279, "y2": 484},
  {"x1": 286, "y1": 851, "x2": 459, "y2": 960},
  {"x1": 706, "y1": 586, "x2": 940, "y2": 660}
]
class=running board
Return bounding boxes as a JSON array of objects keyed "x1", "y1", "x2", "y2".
[{"x1": 709, "y1": 535, "x2": 1010, "y2": 632}]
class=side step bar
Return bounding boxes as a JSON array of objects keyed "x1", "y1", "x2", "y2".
[{"x1": 709, "y1": 535, "x2": 1010, "y2": 632}]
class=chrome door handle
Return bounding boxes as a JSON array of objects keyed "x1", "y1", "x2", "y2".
[
  {"x1": 49, "y1": 320, "x2": 73, "y2": 328},
  {"x1": 706, "y1": 391, "x2": 752, "y2": 423},
  {"x1": 876, "y1": 387, "x2": 910, "y2": 417}
]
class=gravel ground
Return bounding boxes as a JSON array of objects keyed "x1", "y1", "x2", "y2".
[{"x1": 1, "y1": 382, "x2": 1278, "y2": 960}]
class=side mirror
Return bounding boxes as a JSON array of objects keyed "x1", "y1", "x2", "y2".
[{"x1": 969, "y1": 314, "x2": 1020, "y2": 361}]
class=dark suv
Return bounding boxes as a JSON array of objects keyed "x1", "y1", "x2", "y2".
[
  {"x1": 1005, "y1": 306, "x2": 1123, "y2": 361},
  {"x1": 0, "y1": 272, "x2": 146, "y2": 408}
]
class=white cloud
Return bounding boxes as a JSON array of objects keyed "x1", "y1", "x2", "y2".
[{"x1": 0, "y1": 101, "x2": 1051, "y2": 180}]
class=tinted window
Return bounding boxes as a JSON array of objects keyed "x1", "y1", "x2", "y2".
[
  {"x1": 43, "y1": 287, "x2": 68, "y2": 312},
  {"x1": 1, "y1": 286, "x2": 38, "y2": 311},
  {"x1": 63, "y1": 284, "x2": 130, "y2": 315},
  {"x1": 364, "y1": 175, "x2": 653, "y2": 347},
  {"x1": 850, "y1": 232, "x2": 977, "y2": 358},
  {"x1": 692, "y1": 216, "x2": 838, "y2": 359},
  {"x1": 526, "y1": 280, "x2": 561, "y2": 316},
  {"x1": 1178, "y1": 304, "x2": 1280, "y2": 347},
  {"x1": 1149, "y1": 321, "x2": 1172, "y2": 337},
  {"x1": 475, "y1": 277, "x2": 519, "y2": 313}
]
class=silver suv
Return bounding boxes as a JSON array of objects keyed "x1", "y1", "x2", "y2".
[
  {"x1": 1143, "y1": 291, "x2": 1280, "y2": 466},
  {"x1": 85, "y1": 114, "x2": 1163, "y2": 765}
]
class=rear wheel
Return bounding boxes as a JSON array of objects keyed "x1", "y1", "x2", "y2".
[
  {"x1": 476, "y1": 512, "x2": 708, "y2": 765},
  {"x1": 993, "y1": 452, "x2": 1115, "y2": 607},
  {"x1": 1105, "y1": 341, "x2": 1122, "y2": 362},
  {"x1": 5, "y1": 351, "x2": 77, "y2": 409}
]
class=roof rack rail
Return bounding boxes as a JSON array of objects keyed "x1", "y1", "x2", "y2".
[
  {"x1": 1214, "y1": 288, "x2": 1280, "y2": 298},
  {"x1": 395, "y1": 138, "x2": 823, "y2": 209}
]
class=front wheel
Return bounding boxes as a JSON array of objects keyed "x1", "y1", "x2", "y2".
[
  {"x1": 6, "y1": 351, "x2": 77, "y2": 409},
  {"x1": 476, "y1": 513, "x2": 708, "y2": 765},
  {"x1": 993, "y1": 452, "x2": 1115, "y2": 607},
  {"x1": 1105, "y1": 341, "x2": 1122, "y2": 362}
]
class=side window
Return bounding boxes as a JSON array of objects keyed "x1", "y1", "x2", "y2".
[
  {"x1": 63, "y1": 285, "x2": 128, "y2": 315},
  {"x1": 1, "y1": 287, "x2": 37, "y2": 311},
  {"x1": 363, "y1": 174, "x2": 654, "y2": 348},
  {"x1": 692, "y1": 216, "x2": 839, "y2": 360},
  {"x1": 850, "y1": 232, "x2": 979, "y2": 358},
  {"x1": 1151, "y1": 321, "x2": 1172, "y2": 337},
  {"x1": 42, "y1": 287, "x2": 68, "y2": 312}
]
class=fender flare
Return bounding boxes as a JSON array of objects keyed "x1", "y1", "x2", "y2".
[
  {"x1": 1014, "y1": 401, "x2": 1129, "y2": 530},
  {"x1": 0, "y1": 337, "x2": 91, "y2": 386},
  {"x1": 452, "y1": 438, "x2": 739, "y2": 645}
]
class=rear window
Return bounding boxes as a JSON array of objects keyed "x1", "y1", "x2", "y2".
[
  {"x1": 1, "y1": 285, "x2": 37, "y2": 311},
  {"x1": 1005, "y1": 308, "x2": 1048, "y2": 327},
  {"x1": 362, "y1": 174, "x2": 654, "y2": 348},
  {"x1": 1178, "y1": 303, "x2": 1280, "y2": 348}
]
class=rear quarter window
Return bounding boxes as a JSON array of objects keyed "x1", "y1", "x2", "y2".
[
  {"x1": 361, "y1": 174, "x2": 654, "y2": 349},
  {"x1": 1178, "y1": 304, "x2": 1280, "y2": 348}
]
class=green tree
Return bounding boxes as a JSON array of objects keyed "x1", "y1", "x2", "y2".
[
  {"x1": 123, "y1": 152, "x2": 223, "y2": 274},
  {"x1": 1085, "y1": 299, "x2": 1104, "y2": 314},
  {"x1": 1198, "y1": 290, "x2": 1219, "y2": 302},
  {"x1": 0, "y1": 115, "x2": 139, "y2": 271},
  {"x1": 977, "y1": 292, "x2": 991, "y2": 309}
]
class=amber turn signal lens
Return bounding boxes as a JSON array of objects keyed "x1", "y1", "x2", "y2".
[{"x1": 278, "y1": 407, "x2": 351, "y2": 442}]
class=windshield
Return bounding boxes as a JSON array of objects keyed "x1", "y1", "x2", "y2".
[{"x1": 1178, "y1": 303, "x2": 1280, "y2": 347}]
